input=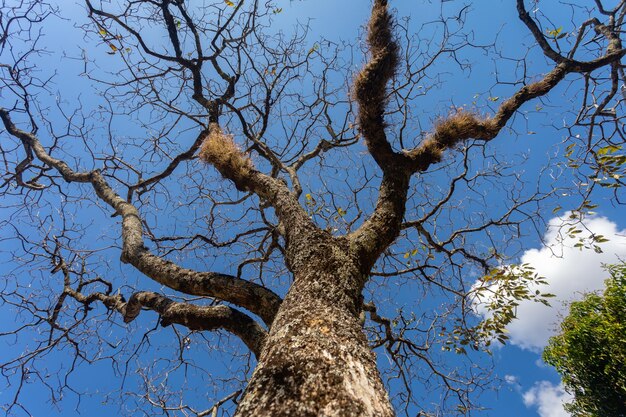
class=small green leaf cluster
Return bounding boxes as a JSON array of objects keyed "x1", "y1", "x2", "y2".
[
  {"x1": 467, "y1": 264, "x2": 554, "y2": 349},
  {"x1": 591, "y1": 145, "x2": 625, "y2": 189},
  {"x1": 564, "y1": 143, "x2": 624, "y2": 191}
]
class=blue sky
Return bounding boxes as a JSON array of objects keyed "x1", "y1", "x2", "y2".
[{"x1": 1, "y1": 0, "x2": 625, "y2": 416}]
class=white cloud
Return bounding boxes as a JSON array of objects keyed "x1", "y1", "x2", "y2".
[
  {"x1": 476, "y1": 214, "x2": 626, "y2": 351},
  {"x1": 523, "y1": 381, "x2": 572, "y2": 417},
  {"x1": 504, "y1": 374, "x2": 520, "y2": 386}
]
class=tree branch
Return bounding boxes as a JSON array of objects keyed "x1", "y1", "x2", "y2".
[
  {"x1": 349, "y1": 173, "x2": 410, "y2": 270},
  {"x1": 404, "y1": 24, "x2": 624, "y2": 174},
  {"x1": 62, "y1": 282, "x2": 267, "y2": 358},
  {"x1": 0, "y1": 109, "x2": 282, "y2": 326},
  {"x1": 123, "y1": 292, "x2": 267, "y2": 358},
  {"x1": 351, "y1": 0, "x2": 624, "y2": 270},
  {"x1": 353, "y1": 0, "x2": 401, "y2": 171},
  {"x1": 347, "y1": 0, "x2": 414, "y2": 267},
  {"x1": 516, "y1": 0, "x2": 626, "y2": 72},
  {"x1": 198, "y1": 122, "x2": 321, "y2": 252}
]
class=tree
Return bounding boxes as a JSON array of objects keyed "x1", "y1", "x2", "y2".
[
  {"x1": 543, "y1": 262, "x2": 626, "y2": 417},
  {"x1": 0, "y1": 0, "x2": 624, "y2": 416}
]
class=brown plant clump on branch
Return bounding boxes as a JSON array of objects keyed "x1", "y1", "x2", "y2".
[{"x1": 200, "y1": 123, "x2": 256, "y2": 191}]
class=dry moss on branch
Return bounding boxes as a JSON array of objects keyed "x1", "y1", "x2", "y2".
[
  {"x1": 353, "y1": 0, "x2": 398, "y2": 114},
  {"x1": 199, "y1": 123, "x2": 255, "y2": 190},
  {"x1": 352, "y1": 0, "x2": 399, "y2": 167},
  {"x1": 417, "y1": 110, "x2": 499, "y2": 162}
]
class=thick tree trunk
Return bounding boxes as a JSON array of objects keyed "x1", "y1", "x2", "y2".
[{"x1": 234, "y1": 239, "x2": 394, "y2": 417}]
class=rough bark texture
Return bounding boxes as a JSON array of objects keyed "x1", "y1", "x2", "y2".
[{"x1": 235, "y1": 234, "x2": 394, "y2": 417}]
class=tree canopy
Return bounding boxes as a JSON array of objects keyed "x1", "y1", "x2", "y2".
[
  {"x1": 0, "y1": 0, "x2": 625, "y2": 416},
  {"x1": 543, "y1": 262, "x2": 626, "y2": 417}
]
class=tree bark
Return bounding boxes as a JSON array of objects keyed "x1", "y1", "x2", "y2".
[{"x1": 235, "y1": 237, "x2": 395, "y2": 417}]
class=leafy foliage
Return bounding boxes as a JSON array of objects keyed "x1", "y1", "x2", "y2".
[
  {"x1": 543, "y1": 263, "x2": 626, "y2": 417},
  {"x1": 470, "y1": 264, "x2": 554, "y2": 349}
]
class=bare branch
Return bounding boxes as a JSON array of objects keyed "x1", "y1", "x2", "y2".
[
  {"x1": 122, "y1": 292, "x2": 267, "y2": 358},
  {"x1": 0, "y1": 109, "x2": 282, "y2": 325}
]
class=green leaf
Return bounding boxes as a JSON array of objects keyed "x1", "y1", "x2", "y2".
[
  {"x1": 598, "y1": 145, "x2": 621, "y2": 155},
  {"x1": 547, "y1": 26, "x2": 563, "y2": 37}
]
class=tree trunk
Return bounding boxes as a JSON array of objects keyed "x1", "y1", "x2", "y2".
[{"x1": 234, "y1": 238, "x2": 394, "y2": 417}]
